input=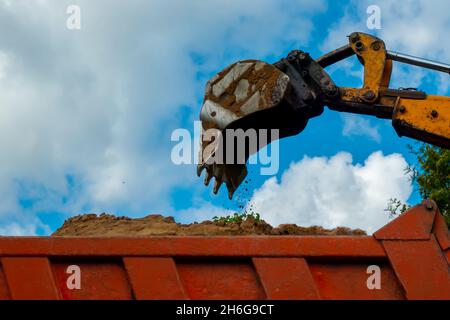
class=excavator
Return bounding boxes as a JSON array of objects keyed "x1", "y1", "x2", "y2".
[{"x1": 197, "y1": 32, "x2": 450, "y2": 199}]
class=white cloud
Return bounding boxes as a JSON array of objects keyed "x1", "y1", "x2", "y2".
[
  {"x1": 0, "y1": 52, "x2": 8, "y2": 79},
  {"x1": 0, "y1": 0, "x2": 326, "y2": 234},
  {"x1": 342, "y1": 114, "x2": 381, "y2": 142},
  {"x1": 0, "y1": 220, "x2": 50, "y2": 236},
  {"x1": 0, "y1": 223, "x2": 34, "y2": 236},
  {"x1": 249, "y1": 151, "x2": 412, "y2": 233}
]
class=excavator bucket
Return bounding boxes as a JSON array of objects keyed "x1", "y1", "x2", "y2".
[
  {"x1": 197, "y1": 58, "x2": 318, "y2": 198},
  {"x1": 197, "y1": 33, "x2": 450, "y2": 199}
]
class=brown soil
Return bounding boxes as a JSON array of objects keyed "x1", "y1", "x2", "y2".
[
  {"x1": 204, "y1": 60, "x2": 284, "y2": 114},
  {"x1": 52, "y1": 213, "x2": 366, "y2": 236}
]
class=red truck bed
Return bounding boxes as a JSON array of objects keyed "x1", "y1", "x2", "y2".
[{"x1": 0, "y1": 201, "x2": 449, "y2": 300}]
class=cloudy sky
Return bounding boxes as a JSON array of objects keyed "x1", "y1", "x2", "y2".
[{"x1": 0, "y1": 0, "x2": 448, "y2": 235}]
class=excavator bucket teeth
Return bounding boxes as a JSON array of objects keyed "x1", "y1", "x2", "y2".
[{"x1": 198, "y1": 59, "x2": 310, "y2": 198}]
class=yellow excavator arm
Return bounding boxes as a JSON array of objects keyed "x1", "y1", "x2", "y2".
[
  {"x1": 316, "y1": 32, "x2": 450, "y2": 148},
  {"x1": 197, "y1": 32, "x2": 450, "y2": 198}
]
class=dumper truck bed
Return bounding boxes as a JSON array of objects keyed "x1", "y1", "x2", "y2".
[{"x1": 0, "y1": 202, "x2": 449, "y2": 300}]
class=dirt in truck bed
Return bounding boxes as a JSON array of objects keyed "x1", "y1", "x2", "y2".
[{"x1": 52, "y1": 213, "x2": 366, "y2": 236}]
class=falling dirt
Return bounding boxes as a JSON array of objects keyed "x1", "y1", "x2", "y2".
[{"x1": 52, "y1": 213, "x2": 366, "y2": 236}]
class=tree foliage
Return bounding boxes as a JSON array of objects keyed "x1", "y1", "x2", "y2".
[{"x1": 386, "y1": 144, "x2": 449, "y2": 227}]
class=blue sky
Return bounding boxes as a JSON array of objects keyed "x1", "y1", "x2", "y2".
[{"x1": 0, "y1": 0, "x2": 448, "y2": 235}]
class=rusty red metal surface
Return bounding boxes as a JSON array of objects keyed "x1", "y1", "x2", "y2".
[{"x1": 0, "y1": 201, "x2": 449, "y2": 300}]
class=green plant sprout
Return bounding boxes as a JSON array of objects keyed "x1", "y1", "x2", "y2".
[{"x1": 212, "y1": 211, "x2": 261, "y2": 224}]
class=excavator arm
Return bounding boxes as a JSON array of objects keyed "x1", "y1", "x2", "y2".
[
  {"x1": 197, "y1": 32, "x2": 450, "y2": 198},
  {"x1": 316, "y1": 32, "x2": 450, "y2": 148}
]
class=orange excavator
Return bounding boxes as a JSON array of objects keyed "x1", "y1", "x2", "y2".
[{"x1": 197, "y1": 32, "x2": 450, "y2": 199}]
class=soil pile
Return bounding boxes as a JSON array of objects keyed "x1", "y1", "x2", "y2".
[{"x1": 52, "y1": 213, "x2": 366, "y2": 236}]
